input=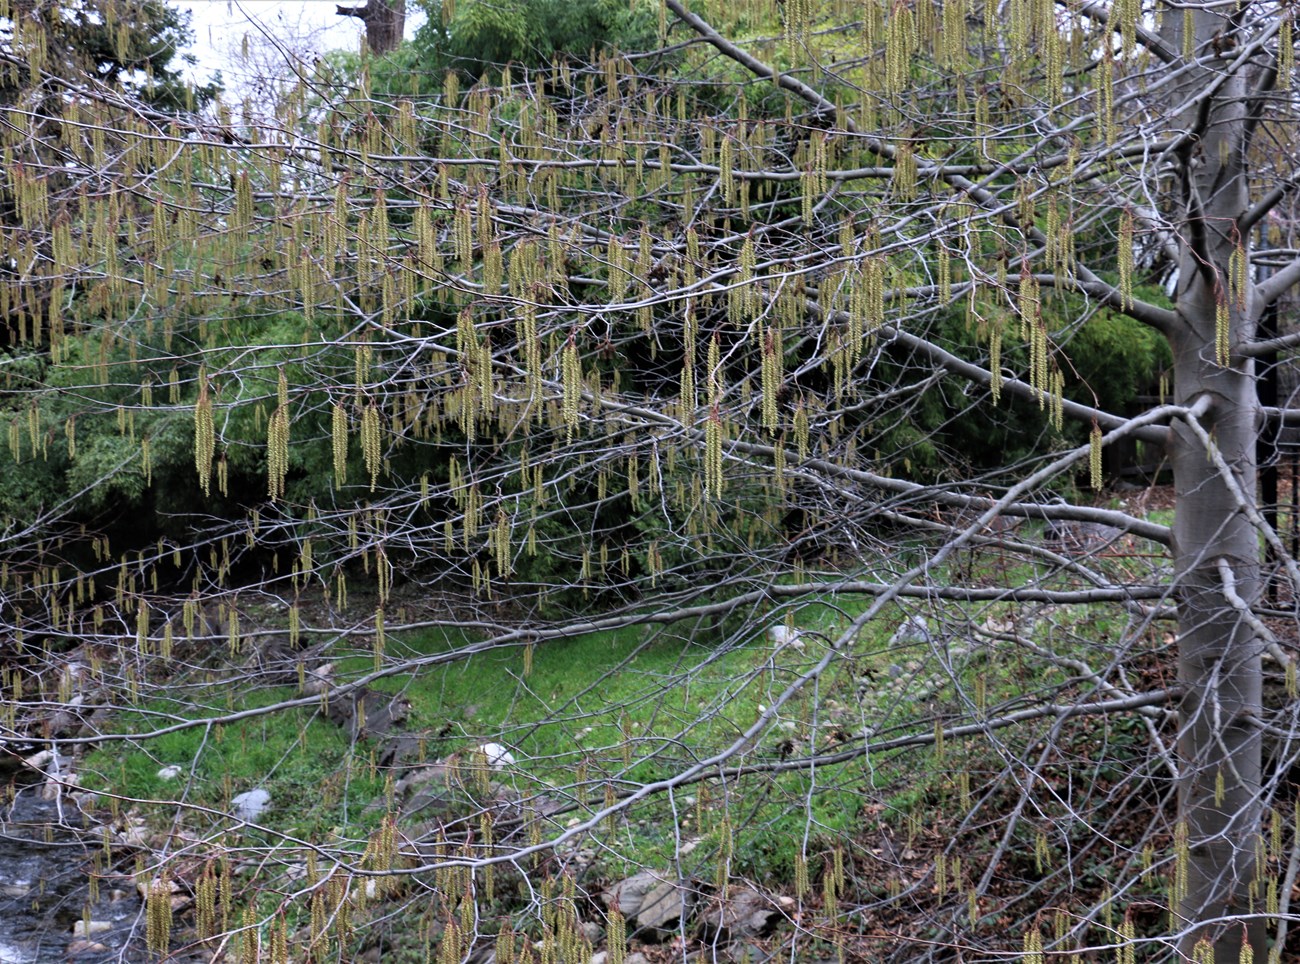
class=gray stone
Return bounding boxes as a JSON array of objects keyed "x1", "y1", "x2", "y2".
[
  {"x1": 377, "y1": 732, "x2": 429, "y2": 768},
  {"x1": 604, "y1": 870, "x2": 695, "y2": 931},
  {"x1": 725, "y1": 943, "x2": 776, "y2": 962},
  {"x1": 326, "y1": 688, "x2": 411, "y2": 739},
  {"x1": 231, "y1": 788, "x2": 270, "y2": 822},
  {"x1": 637, "y1": 879, "x2": 694, "y2": 930},
  {"x1": 604, "y1": 870, "x2": 660, "y2": 918},
  {"x1": 700, "y1": 886, "x2": 780, "y2": 941},
  {"x1": 889, "y1": 616, "x2": 932, "y2": 647}
]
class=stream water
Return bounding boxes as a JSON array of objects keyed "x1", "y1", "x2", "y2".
[{"x1": 0, "y1": 780, "x2": 146, "y2": 963}]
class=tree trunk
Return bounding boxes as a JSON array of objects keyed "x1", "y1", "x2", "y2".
[
  {"x1": 1166, "y1": 3, "x2": 1267, "y2": 958},
  {"x1": 336, "y1": 0, "x2": 405, "y2": 55}
]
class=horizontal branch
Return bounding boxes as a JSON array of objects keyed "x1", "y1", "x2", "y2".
[
  {"x1": 1251, "y1": 253, "x2": 1300, "y2": 324},
  {"x1": 806, "y1": 293, "x2": 1171, "y2": 444}
]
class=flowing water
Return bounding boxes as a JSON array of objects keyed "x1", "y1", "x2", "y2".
[{"x1": 0, "y1": 781, "x2": 145, "y2": 963}]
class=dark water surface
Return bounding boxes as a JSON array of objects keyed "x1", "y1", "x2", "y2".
[{"x1": 0, "y1": 783, "x2": 146, "y2": 963}]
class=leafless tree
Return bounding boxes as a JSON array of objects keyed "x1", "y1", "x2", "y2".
[{"x1": 1, "y1": 0, "x2": 1300, "y2": 960}]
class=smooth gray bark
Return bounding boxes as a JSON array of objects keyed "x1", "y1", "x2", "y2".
[{"x1": 1164, "y1": 2, "x2": 1267, "y2": 958}]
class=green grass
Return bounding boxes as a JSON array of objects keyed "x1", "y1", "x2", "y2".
[
  {"x1": 81, "y1": 684, "x2": 386, "y2": 842},
  {"x1": 78, "y1": 534, "x2": 1164, "y2": 899}
]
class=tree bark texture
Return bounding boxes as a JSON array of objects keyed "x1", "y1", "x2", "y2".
[
  {"x1": 1165, "y1": 2, "x2": 1267, "y2": 958},
  {"x1": 336, "y1": 0, "x2": 405, "y2": 55}
]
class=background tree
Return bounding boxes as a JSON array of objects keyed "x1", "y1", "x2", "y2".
[
  {"x1": 2, "y1": 0, "x2": 1300, "y2": 961},
  {"x1": 337, "y1": 0, "x2": 405, "y2": 56}
]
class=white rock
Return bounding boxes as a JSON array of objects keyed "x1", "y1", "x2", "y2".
[
  {"x1": 302, "y1": 663, "x2": 334, "y2": 696},
  {"x1": 768, "y1": 624, "x2": 805, "y2": 649},
  {"x1": 135, "y1": 877, "x2": 181, "y2": 900},
  {"x1": 156, "y1": 765, "x2": 183, "y2": 781},
  {"x1": 72, "y1": 920, "x2": 112, "y2": 937},
  {"x1": 42, "y1": 769, "x2": 78, "y2": 801},
  {"x1": 117, "y1": 820, "x2": 150, "y2": 848},
  {"x1": 479, "y1": 742, "x2": 516, "y2": 769},
  {"x1": 889, "y1": 616, "x2": 933, "y2": 647},
  {"x1": 231, "y1": 788, "x2": 271, "y2": 822}
]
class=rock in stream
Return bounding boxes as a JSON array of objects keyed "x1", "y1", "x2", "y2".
[{"x1": 0, "y1": 783, "x2": 144, "y2": 963}]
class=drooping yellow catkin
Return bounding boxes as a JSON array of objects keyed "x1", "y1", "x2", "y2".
[
  {"x1": 1229, "y1": 243, "x2": 1249, "y2": 310},
  {"x1": 891, "y1": 139, "x2": 917, "y2": 200},
  {"x1": 1040, "y1": 0, "x2": 1063, "y2": 104},
  {"x1": 562, "y1": 336, "x2": 581, "y2": 437},
  {"x1": 194, "y1": 366, "x2": 214, "y2": 496},
  {"x1": 1282, "y1": 16, "x2": 1295, "y2": 90},
  {"x1": 332, "y1": 401, "x2": 348, "y2": 486},
  {"x1": 242, "y1": 904, "x2": 259, "y2": 963},
  {"x1": 1216, "y1": 292, "x2": 1231, "y2": 366},
  {"x1": 794, "y1": 399, "x2": 810, "y2": 459},
  {"x1": 607, "y1": 908, "x2": 627, "y2": 964},
  {"x1": 1022, "y1": 925, "x2": 1043, "y2": 964},
  {"x1": 1089, "y1": 422, "x2": 1103, "y2": 490},
  {"x1": 705, "y1": 408, "x2": 724, "y2": 499},
  {"x1": 720, "y1": 131, "x2": 734, "y2": 204},
  {"x1": 234, "y1": 170, "x2": 254, "y2": 231},
  {"x1": 1111, "y1": 0, "x2": 1137, "y2": 55},
  {"x1": 730, "y1": 236, "x2": 759, "y2": 323},
  {"x1": 362, "y1": 402, "x2": 382, "y2": 491},
  {"x1": 1050, "y1": 369, "x2": 1064, "y2": 431},
  {"x1": 1116, "y1": 918, "x2": 1137, "y2": 964},
  {"x1": 885, "y1": 2, "x2": 917, "y2": 95},
  {"x1": 940, "y1": 0, "x2": 967, "y2": 71},
  {"x1": 1033, "y1": 323, "x2": 1049, "y2": 407},
  {"x1": 268, "y1": 916, "x2": 289, "y2": 964},
  {"x1": 864, "y1": 257, "x2": 886, "y2": 333},
  {"x1": 146, "y1": 874, "x2": 172, "y2": 956},
  {"x1": 196, "y1": 866, "x2": 217, "y2": 940},
  {"x1": 494, "y1": 509, "x2": 511, "y2": 577},
  {"x1": 1118, "y1": 209, "x2": 1134, "y2": 309},
  {"x1": 267, "y1": 374, "x2": 290, "y2": 501},
  {"x1": 761, "y1": 326, "x2": 781, "y2": 434},
  {"x1": 1098, "y1": 49, "x2": 1115, "y2": 144}
]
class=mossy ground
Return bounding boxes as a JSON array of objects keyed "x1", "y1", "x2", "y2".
[{"x1": 73, "y1": 510, "x2": 1200, "y2": 959}]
